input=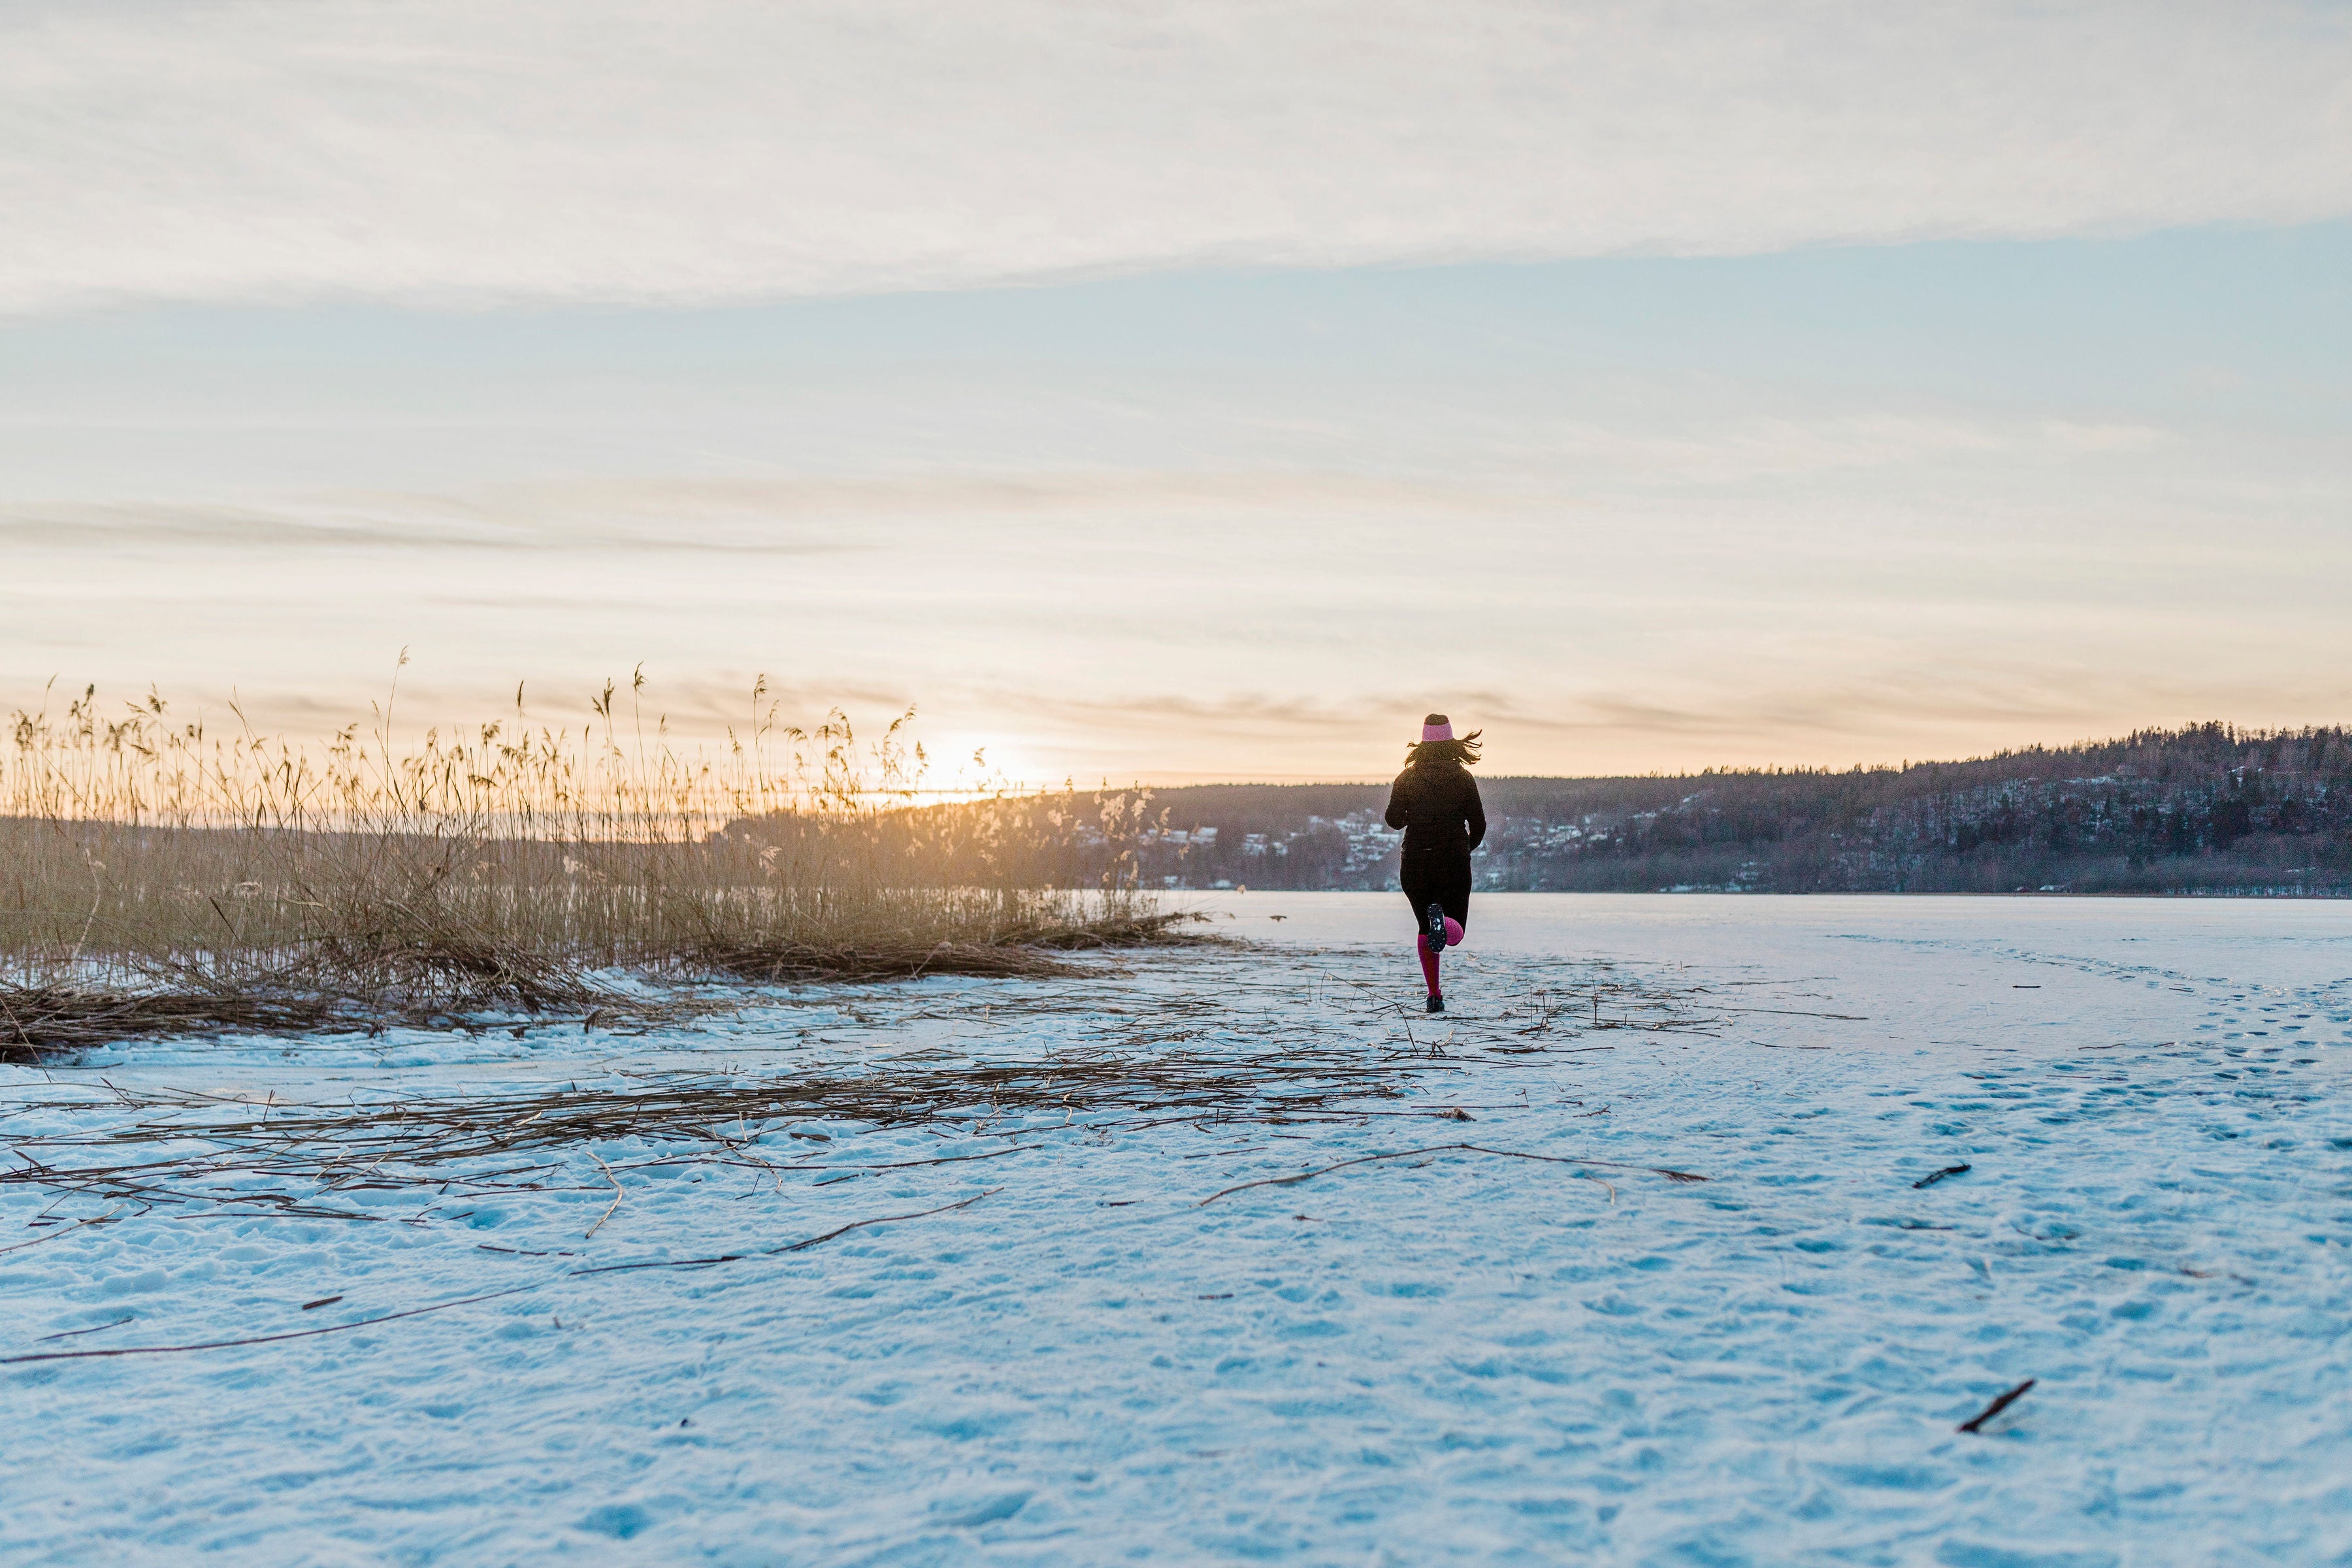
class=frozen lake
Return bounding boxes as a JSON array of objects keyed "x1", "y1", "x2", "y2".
[{"x1": 5, "y1": 894, "x2": 2349, "y2": 1565}]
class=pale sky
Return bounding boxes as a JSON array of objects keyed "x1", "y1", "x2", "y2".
[{"x1": 5, "y1": 2, "x2": 2350, "y2": 783}]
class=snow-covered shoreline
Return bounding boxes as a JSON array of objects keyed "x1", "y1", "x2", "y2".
[{"x1": 6, "y1": 895, "x2": 2349, "y2": 1565}]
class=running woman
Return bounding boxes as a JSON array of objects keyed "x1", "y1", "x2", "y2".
[{"x1": 1384, "y1": 714, "x2": 1485, "y2": 1013}]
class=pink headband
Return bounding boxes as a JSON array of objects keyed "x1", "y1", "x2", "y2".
[{"x1": 1420, "y1": 716, "x2": 1454, "y2": 743}]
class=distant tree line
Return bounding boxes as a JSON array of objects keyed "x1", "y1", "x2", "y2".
[{"x1": 821, "y1": 725, "x2": 2352, "y2": 896}]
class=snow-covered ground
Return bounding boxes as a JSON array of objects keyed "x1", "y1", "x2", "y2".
[{"x1": 5, "y1": 894, "x2": 2350, "y2": 1566}]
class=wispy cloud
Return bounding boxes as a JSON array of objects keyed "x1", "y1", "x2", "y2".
[
  {"x1": 0, "y1": 497, "x2": 865, "y2": 557},
  {"x1": 7, "y1": 424, "x2": 2345, "y2": 780},
  {"x1": 5, "y1": 1, "x2": 2347, "y2": 313}
]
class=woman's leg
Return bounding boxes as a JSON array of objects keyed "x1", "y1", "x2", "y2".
[
  {"x1": 1403, "y1": 857, "x2": 1473, "y2": 995},
  {"x1": 1401, "y1": 862, "x2": 1445, "y2": 996},
  {"x1": 1439, "y1": 864, "x2": 1471, "y2": 945}
]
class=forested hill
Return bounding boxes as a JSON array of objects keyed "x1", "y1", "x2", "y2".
[{"x1": 1022, "y1": 725, "x2": 2352, "y2": 895}]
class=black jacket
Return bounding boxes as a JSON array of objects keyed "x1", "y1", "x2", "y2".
[{"x1": 1384, "y1": 762, "x2": 1486, "y2": 858}]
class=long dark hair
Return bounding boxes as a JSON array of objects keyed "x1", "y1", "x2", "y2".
[{"x1": 1406, "y1": 732, "x2": 1482, "y2": 768}]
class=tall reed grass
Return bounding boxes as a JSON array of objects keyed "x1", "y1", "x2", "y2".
[{"x1": 2, "y1": 672, "x2": 1186, "y2": 1046}]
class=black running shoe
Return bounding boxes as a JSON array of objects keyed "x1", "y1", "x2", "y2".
[
  {"x1": 1425, "y1": 901, "x2": 1449, "y2": 952},
  {"x1": 1426, "y1": 993, "x2": 1445, "y2": 1014}
]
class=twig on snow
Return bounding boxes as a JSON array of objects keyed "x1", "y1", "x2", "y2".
[
  {"x1": 583, "y1": 1152, "x2": 624, "y2": 1239},
  {"x1": 1957, "y1": 1378, "x2": 2035, "y2": 1433},
  {"x1": 31, "y1": 1315, "x2": 135, "y2": 1343},
  {"x1": 0, "y1": 1209, "x2": 122, "y2": 1258},
  {"x1": 1196, "y1": 1143, "x2": 1707, "y2": 1206},
  {"x1": 1, "y1": 1283, "x2": 540, "y2": 1365},
  {"x1": 570, "y1": 1189, "x2": 998, "y2": 1277},
  {"x1": 5, "y1": 1189, "x2": 998, "y2": 1365}
]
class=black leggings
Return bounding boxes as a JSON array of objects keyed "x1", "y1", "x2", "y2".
[{"x1": 1399, "y1": 853, "x2": 1471, "y2": 931}]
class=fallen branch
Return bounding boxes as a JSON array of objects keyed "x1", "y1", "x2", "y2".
[
  {"x1": 1914, "y1": 1164, "x2": 1971, "y2": 1189},
  {"x1": 1196, "y1": 1143, "x2": 1707, "y2": 1206},
  {"x1": 1957, "y1": 1378, "x2": 2035, "y2": 1433}
]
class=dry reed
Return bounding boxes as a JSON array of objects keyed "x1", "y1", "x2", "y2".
[{"x1": 3, "y1": 672, "x2": 1195, "y2": 1053}]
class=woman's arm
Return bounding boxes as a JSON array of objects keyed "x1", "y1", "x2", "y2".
[
  {"x1": 1384, "y1": 773, "x2": 1410, "y2": 830},
  {"x1": 1463, "y1": 776, "x2": 1487, "y2": 851}
]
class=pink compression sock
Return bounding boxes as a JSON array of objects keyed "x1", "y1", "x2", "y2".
[
  {"x1": 1418, "y1": 934, "x2": 1441, "y2": 995},
  {"x1": 1442, "y1": 916, "x2": 1463, "y2": 947}
]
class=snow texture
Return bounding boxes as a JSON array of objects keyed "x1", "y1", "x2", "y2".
[{"x1": 4, "y1": 894, "x2": 2349, "y2": 1565}]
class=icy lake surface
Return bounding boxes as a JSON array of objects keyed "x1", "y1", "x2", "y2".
[{"x1": 5, "y1": 894, "x2": 2350, "y2": 1566}]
